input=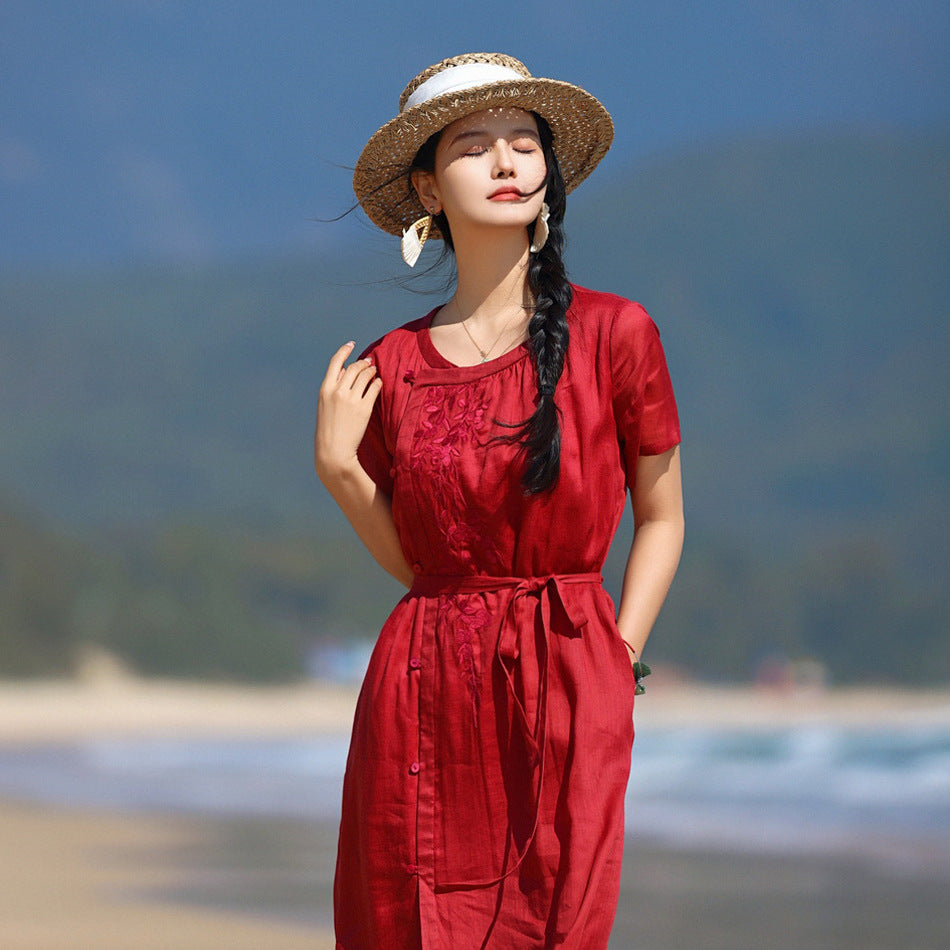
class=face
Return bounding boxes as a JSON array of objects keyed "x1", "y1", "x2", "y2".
[{"x1": 413, "y1": 107, "x2": 547, "y2": 240}]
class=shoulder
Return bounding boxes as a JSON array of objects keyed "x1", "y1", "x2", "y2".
[
  {"x1": 567, "y1": 283, "x2": 661, "y2": 357},
  {"x1": 568, "y1": 283, "x2": 642, "y2": 316}
]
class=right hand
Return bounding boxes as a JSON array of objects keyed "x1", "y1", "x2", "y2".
[{"x1": 314, "y1": 342, "x2": 382, "y2": 480}]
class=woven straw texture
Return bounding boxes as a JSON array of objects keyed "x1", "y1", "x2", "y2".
[{"x1": 353, "y1": 53, "x2": 613, "y2": 237}]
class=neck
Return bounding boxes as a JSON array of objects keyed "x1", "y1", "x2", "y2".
[{"x1": 450, "y1": 226, "x2": 532, "y2": 324}]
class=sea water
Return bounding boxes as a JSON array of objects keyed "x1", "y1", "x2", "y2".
[
  {"x1": 623, "y1": 722, "x2": 950, "y2": 876},
  {"x1": 1, "y1": 718, "x2": 948, "y2": 875}
]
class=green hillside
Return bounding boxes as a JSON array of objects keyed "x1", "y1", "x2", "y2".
[
  {"x1": 0, "y1": 494, "x2": 405, "y2": 680},
  {"x1": 0, "y1": 128, "x2": 947, "y2": 683}
]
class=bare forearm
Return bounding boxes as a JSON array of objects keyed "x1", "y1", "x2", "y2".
[
  {"x1": 317, "y1": 458, "x2": 413, "y2": 587},
  {"x1": 616, "y1": 515, "x2": 684, "y2": 658},
  {"x1": 616, "y1": 447, "x2": 684, "y2": 658}
]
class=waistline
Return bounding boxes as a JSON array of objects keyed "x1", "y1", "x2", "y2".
[{"x1": 409, "y1": 571, "x2": 603, "y2": 599}]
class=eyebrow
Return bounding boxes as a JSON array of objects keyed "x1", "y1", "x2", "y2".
[{"x1": 448, "y1": 127, "x2": 540, "y2": 146}]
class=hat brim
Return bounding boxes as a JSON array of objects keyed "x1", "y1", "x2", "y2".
[{"x1": 353, "y1": 78, "x2": 614, "y2": 237}]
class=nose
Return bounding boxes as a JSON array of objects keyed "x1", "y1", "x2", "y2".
[{"x1": 492, "y1": 139, "x2": 516, "y2": 178}]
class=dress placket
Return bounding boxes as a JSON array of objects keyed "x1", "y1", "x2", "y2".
[
  {"x1": 412, "y1": 599, "x2": 438, "y2": 943},
  {"x1": 394, "y1": 370, "x2": 474, "y2": 940}
]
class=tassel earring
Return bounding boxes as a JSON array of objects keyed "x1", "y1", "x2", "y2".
[
  {"x1": 530, "y1": 202, "x2": 550, "y2": 253},
  {"x1": 401, "y1": 213, "x2": 433, "y2": 267}
]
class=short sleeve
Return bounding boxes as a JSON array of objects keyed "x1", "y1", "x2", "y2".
[
  {"x1": 609, "y1": 302, "x2": 681, "y2": 487},
  {"x1": 356, "y1": 342, "x2": 394, "y2": 497}
]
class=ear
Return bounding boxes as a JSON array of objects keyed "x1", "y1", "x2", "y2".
[{"x1": 410, "y1": 169, "x2": 440, "y2": 215}]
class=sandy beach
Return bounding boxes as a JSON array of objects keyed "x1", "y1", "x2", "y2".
[
  {"x1": 3, "y1": 800, "x2": 948, "y2": 950},
  {"x1": 2, "y1": 676, "x2": 949, "y2": 746},
  {"x1": 1, "y1": 677, "x2": 948, "y2": 949},
  {"x1": 0, "y1": 801, "x2": 334, "y2": 950}
]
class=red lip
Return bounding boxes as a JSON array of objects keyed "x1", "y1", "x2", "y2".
[{"x1": 488, "y1": 187, "x2": 523, "y2": 200}]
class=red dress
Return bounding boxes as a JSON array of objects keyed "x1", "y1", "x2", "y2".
[{"x1": 333, "y1": 285, "x2": 680, "y2": 948}]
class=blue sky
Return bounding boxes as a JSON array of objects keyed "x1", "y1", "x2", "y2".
[{"x1": 1, "y1": 0, "x2": 947, "y2": 264}]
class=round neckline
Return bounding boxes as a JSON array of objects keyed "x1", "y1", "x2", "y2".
[{"x1": 418, "y1": 306, "x2": 531, "y2": 377}]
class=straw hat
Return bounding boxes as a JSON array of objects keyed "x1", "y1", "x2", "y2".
[{"x1": 353, "y1": 52, "x2": 614, "y2": 237}]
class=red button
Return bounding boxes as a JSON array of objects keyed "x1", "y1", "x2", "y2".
[
  {"x1": 409, "y1": 761, "x2": 421, "y2": 774},
  {"x1": 409, "y1": 657, "x2": 421, "y2": 669},
  {"x1": 406, "y1": 863, "x2": 418, "y2": 874}
]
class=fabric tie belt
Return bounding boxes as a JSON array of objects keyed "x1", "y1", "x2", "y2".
[{"x1": 408, "y1": 571, "x2": 603, "y2": 889}]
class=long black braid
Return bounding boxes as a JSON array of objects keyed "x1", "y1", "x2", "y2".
[
  {"x1": 409, "y1": 114, "x2": 572, "y2": 494},
  {"x1": 517, "y1": 115, "x2": 571, "y2": 493}
]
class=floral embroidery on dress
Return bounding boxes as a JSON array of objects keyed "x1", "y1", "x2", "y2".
[
  {"x1": 414, "y1": 385, "x2": 488, "y2": 475},
  {"x1": 439, "y1": 594, "x2": 489, "y2": 722},
  {"x1": 411, "y1": 383, "x2": 498, "y2": 706},
  {"x1": 410, "y1": 383, "x2": 496, "y2": 571}
]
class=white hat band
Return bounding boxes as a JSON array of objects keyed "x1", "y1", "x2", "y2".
[{"x1": 404, "y1": 62, "x2": 525, "y2": 111}]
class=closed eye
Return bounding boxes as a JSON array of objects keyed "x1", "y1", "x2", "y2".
[{"x1": 463, "y1": 144, "x2": 537, "y2": 158}]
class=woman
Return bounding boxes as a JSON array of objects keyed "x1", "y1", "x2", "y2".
[{"x1": 315, "y1": 53, "x2": 683, "y2": 949}]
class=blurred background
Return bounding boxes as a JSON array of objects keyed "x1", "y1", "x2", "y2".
[{"x1": 0, "y1": 2, "x2": 948, "y2": 948}]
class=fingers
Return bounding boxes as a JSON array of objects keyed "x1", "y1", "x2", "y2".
[
  {"x1": 322, "y1": 342, "x2": 377, "y2": 396},
  {"x1": 325, "y1": 341, "x2": 356, "y2": 384},
  {"x1": 341, "y1": 356, "x2": 377, "y2": 394},
  {"x1": 320, "y1": 342, "x2": 381, "y2": 407}
]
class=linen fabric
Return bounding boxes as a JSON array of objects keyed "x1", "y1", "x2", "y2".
[{"x1": 333, "y1": 285, "x2": 680, "y2": 948}]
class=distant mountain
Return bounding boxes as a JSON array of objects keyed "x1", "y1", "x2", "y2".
[{"x1": 1, "y1": 128, "x2": 947, "y2": 682}]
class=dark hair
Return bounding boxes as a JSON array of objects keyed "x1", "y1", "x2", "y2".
[{"x1": 409, "y1": 113, "x2": 571, "y2": 493}]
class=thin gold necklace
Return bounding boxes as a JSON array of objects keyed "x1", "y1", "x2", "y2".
[{"x1": 452, "y1": 297, "x2": 531, "y2": 363}]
